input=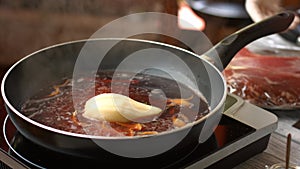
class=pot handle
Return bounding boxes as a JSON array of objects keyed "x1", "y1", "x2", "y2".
[{"x1": 204, "y1": 11, "x2": 295, "y2": 71}]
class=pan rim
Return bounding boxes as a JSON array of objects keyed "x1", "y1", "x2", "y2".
[{"x1": 1, "y1": 38, "x2": 227, "y2": 140}]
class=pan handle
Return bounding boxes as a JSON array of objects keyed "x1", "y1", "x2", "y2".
[{"x1": 204, "y1": 11, "x2": 295, "y2": 70}]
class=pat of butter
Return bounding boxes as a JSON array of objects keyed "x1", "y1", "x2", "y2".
[{"x1": 83, "y1": 93, "x2": 162, "y2": 123}]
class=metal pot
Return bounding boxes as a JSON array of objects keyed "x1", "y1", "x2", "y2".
[{"x1": 1, "y1": 12, "x2": 294, "y2": 167}]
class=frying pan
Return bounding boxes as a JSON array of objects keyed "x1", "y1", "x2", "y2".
[{"x1": 1, "y1": 11, "x2": 294, "y2": 166}]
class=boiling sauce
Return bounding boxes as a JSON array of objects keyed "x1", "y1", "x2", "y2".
[{"x1": 21, "y1": 71, "x2": 210, "y2": 137}]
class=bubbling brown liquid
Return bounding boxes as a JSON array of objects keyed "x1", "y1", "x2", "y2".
[{"x1": 21, "y1": 71, "x2": 210, "y2": 137}]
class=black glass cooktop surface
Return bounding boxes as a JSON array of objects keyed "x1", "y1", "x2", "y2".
[{"x1": 0, "y1": 95, "x2": 256, "y2": 169}]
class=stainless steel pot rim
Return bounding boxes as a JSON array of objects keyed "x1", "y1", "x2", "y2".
[{"x1": 1, "y1": 38, "x2": 227, "y2": 140}]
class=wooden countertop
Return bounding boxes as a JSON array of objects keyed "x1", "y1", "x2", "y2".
[{"x1": 234, "y1": 109, "x2": 300, "y2": 168}]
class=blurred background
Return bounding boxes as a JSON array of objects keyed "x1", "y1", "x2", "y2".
[
  {"x1": 0, "y1": 0, "x2": 299, "y2": 78},
  {"x1": 0, "y1": 0, "x2": 173, "y2": 76}
]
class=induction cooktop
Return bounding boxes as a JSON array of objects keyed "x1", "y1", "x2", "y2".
[{"x1": 0, "y1": 94, "x2": 278, "y2": 169}]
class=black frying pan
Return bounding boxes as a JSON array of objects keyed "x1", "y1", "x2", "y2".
[{"x1": 1, "y1": 11, "x2": 294, "y2": 167}]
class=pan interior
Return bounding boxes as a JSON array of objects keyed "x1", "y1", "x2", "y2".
[{"x1": 2, "y1": 39, "x2": 226, "y2": 136}]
